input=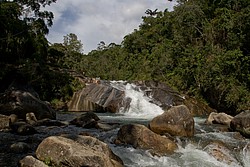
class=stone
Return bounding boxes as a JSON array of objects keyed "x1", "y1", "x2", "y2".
[
  {"x1": 204, "y1": 141, "x2": 240, "y2": 166},
  {"x1": 0, "y1": 114, "x2": 10, "y2": 130},
  {"x1": 70, "y1": 111, "x2": 100, "y2": 128},
  {"x1": 0, "y1": 88, "x2": 56, "y2": 120},
  {"x1": 26, "y1": 112, "x2": 38, "y2": 125},
  {"x1": 19, "y1": 155, "x2": 48, "y2": 167},
  {"x1": 68, "y1": 82, "x2": 127, "y2": 113},
  {"x1": 36, "y1": 135, "x2": 123, "y2": 167},
  {"x1": 115, "y1": 124, "x2": 178, "y2": 156},
  {"x1": 9, "y1": 121, "x2": 37, "y2": 135},
  {"x1": 230, "y1": 110, "x2": 250, "y2": 138},
  {"x1": 205, "y1": 112, "x2": 233, "y2": 126},
  {"x1": 149, "y1": 105, "x2": 194, "y2": 137},
  {"x1": 10, "y1": 142, "x2": 29, "y2": 153}
]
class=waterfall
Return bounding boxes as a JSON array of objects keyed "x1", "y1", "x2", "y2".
[{"x1": 110, "y1": 81, "x2": 164, "y2": 119}]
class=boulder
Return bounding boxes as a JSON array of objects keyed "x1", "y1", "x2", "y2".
[
  {"x1": 204, "y1": 141, "x2": 240, "y2": 166},
  {"x1": 10, "y1": 142, "x2": 29, "y2": 153},
  {"x1": 9, "y1": 121, "x2": 37, "y2": 135},
  {"x1": 205, "y1": 112, "x2": 233, "y2": 126},
  {"x1": 68, "y1": 82, "x2": 127, "y2": 113},
  {"x1": 19, "y1": 155, "x2": 48, "y2": 167},
  {"x1": 133, "y1": 80, "x2": 184, "y2": 110},
  {"x1": 230, "y1": 110, "x2": 250, "y2": 138},
  {"x1": 70, "y1": 111, "x2": 100, "y2": 128},
  {"x1": 0, "y1": 88, "x2": 56, "y2": 120},
  {"x1": 115, "y1": 124, "x2": 178, "y2": 156},
  {"x1": 149, "y1": 105, "x2": 194, "y2": 137},
  {"x1": 0, "y1": 114, "x2": 10, "y2": 130},
  {"x1": 36, "y1": 135, "x2": 123, "y2": 167}
]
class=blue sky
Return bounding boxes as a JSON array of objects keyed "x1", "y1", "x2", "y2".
[{"x1": 45, "y1": 0, "x2": 176, "y2": 53}]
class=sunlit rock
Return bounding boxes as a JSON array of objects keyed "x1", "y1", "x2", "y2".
[
  {"x1": 68, "y1": 82, "x2": 128, "y2": 113},
  {"x1": 36, "y1": 135, "x2": 123, "y2": 167},
  {"x1": 149, "y1": 105, "x2": 194, "y2": 137},
  {"x1": 205, "y1": 112, "x2": 233, "y2": 126},
  {"x1": 19, "y1": 155, "x2": 48, "y2": 167},
  {"x1": 230, "y1": 110, "x2": 250, "y2": 138},
  {"x1": 115, "y1": 124, "x2": 178, "y2": 156}
]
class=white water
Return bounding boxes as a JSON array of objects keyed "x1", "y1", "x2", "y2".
[
  {"x1": 103, "y1": 81, "x2": 250, "y2": 167},
  {"x1": 110, "y1": 81, "x2": 164, "y2": 119}
]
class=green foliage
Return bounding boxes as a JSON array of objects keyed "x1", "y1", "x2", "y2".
[{"x1": 78, "y1": 1, "x2": 250, "y2": 114}]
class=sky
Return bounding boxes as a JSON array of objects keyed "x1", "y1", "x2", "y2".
[{"x1": 45, "y1": 0, "x2": 177, "y2": 53}]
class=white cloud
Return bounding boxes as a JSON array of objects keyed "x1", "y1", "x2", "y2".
[{"x1": 45, "y1": 0, "x2": 176, "y2": 53}]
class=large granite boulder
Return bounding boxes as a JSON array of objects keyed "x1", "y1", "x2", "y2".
[
  {"x1": 149, "y1": 105, "x2": 194, "y2": 137},
  {"x1": 36, "y1": 135, "x2": 123, "y2": 167},
  {"x1": 206, "y1": 112, "x2": 233, "y2": 126},
  {"x1": 115, "y1": 124, "x2": 178, "y2": 156},
  {"x1": 0, "y1": 88, "x2": 56, "y2": 120},
  {"x1": 230, "y1": 110, "x2": 250, "y2": 138},
  {"x1": 68, "y1": 82, "x2": 128, "y2": 113}
]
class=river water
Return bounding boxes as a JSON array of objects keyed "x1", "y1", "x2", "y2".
[{"x1": 60, "y1": 82, "x2": 250, "y2": 167}]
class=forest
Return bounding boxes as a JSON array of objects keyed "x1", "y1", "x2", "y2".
[{"x1": 0, "y1": 0, "x2": 249, "y2": 115}]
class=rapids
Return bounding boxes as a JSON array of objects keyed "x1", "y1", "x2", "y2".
[{"x1": 97, "y1": 81, "x2": 250, "y2": 167}]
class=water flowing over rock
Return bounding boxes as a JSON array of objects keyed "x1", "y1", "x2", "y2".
[
  {"x1": 230, "y1": 110, "x2": 250, "y2": 138},
  {"x1": 149, "y1": 105, "x2": 194, "y2": 137},
  {"x1": 68, "y1": 80, "x2": 214, "y2": 117},
  {"x1": 115, "y1": 124, "x2": 178, "y2": 156},
  {"x1": 204, "y1": 141, "x2": 240, "y2": 166},
  {"x1": 206, "y1": 112, "x2": 233, "y2": 126},
  {"x1": 36, "y1": 135, "x2": 123, "y2": 167},
  {"x1": 0, "y1": 86, "x2": 56, "y2": 120}
]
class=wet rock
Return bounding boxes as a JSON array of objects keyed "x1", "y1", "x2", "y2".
[
  {"x1": 206, "y1": 112, "x2": 233, "y2": 126},
  {"x1": 149, "y1": 105, "x2": 194, "y2": 137},
  {"x1": 36, "y1": 135, "x2": 123, "y2": 167},
  {"x1": 0, "y1": 114, "x2": 10, "y2": 130},
  {"x1": 10, "y1": 142, "x2": 29, "y2": 153},
  {"x1": 19, "y1": 155, "x2": 47, "y2": 167},
  {"x1": 35, "y1": 118, "x2": 67, "y2": 127},
  {"x1": 70, "y1": 111, "x2": 100, "y2": 128},
  {"x1": 0, "y1": 88, "x2": 56, "y2": 120},
  {"x1": 115, "y1": 124, "x2": 178, "y2": 156},
  {"x1": 204, "y1": 141, "x2": 240, "y2": 166},
  {"x1": 10, "y1": 121, "x2": 37, "y2": 135},
  {"x1": 230, "y1": 110, "x2": 250, "y2": 138}
]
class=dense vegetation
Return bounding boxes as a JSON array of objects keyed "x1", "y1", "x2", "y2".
[{"x1": 0, "y1": 0, "x2": 249, "y2": 114}]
